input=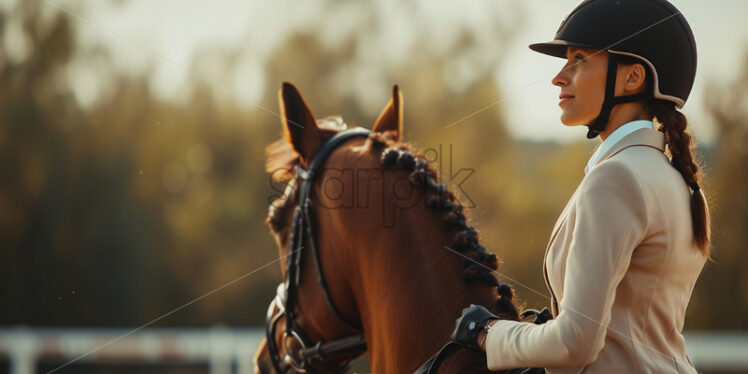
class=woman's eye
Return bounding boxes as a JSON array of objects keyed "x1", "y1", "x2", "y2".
[{"x1": 574, "y1": 54, "x2": 585, "y2": 63}]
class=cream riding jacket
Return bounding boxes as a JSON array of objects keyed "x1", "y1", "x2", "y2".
[{"x1": 485, "y1": 125, "x2": 707, "y2": 373}]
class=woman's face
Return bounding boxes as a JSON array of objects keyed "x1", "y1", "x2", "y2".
[{"x1": 552, "y1": 47, "x2": 608, "y2": 127}]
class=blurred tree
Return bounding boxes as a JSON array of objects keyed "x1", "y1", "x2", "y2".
[
  {"x1": 687, "y1": 50, "x2": 748, "y2": 330},
  {"x1": 1, "y1": 0, "x2": 743, "y2": 334},
  {"x1": 0, "y1": 3, "x2": 280, "y2": 327}
]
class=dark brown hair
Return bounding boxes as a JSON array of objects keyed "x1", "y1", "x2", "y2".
[
  {"x1": 619, "y1": 55, "x2": 711, "y2": 257},
  {"x1": 646, "y1": 99, "x2": 711, "y2": 257}
]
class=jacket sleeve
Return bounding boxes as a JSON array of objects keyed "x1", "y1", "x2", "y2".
[{"x1": 485, "y1": 160, "x2": 649, "y2": 369}]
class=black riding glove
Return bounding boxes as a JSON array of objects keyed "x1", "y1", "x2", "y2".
[{"x1": 451, "y1": 304, "x2": 500, "y2": 351}]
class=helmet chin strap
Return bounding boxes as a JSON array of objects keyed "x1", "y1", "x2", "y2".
[{"x1": 586, "y1": 53, "x2": 651, "y2": 139}]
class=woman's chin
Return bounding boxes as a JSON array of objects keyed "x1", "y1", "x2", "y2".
[
  {"x1": 559, "y1": 113, "x2": 590, "y2": 127},
  {"x1": 559, "y1": 116, "x2": 580, "y2": 127}
]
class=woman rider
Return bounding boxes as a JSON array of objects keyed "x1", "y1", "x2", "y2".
[{"x1": 451, "y1": 0, "x2": 709, "y2": 372}]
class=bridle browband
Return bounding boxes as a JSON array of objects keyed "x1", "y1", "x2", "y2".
[{"x1": 265, "y1": 128, "x2": 371, "y2": 373}]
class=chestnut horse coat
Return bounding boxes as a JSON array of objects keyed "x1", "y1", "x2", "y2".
[{"x1": 485, "y1": 128, "x2": 706, "y2": 373}]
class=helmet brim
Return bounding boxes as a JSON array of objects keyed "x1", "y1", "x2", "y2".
[{"x1": 529, "y1": 40, "x2": 602, "y2": 59}]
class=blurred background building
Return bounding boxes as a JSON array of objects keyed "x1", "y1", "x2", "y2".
[{"x1": 0, "y1": 0, "x2": 746, "y2": 372}]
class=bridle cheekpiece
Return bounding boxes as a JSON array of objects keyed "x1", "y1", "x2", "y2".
[{"x1": 264, "y1": 128, "x2": 371, "y2": 373}]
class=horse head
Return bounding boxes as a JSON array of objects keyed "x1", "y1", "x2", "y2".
[{"x1": 255, "y1": 82, "x2": 518, "y2": 373}]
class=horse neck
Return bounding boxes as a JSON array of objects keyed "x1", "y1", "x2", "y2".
[
  {"x1": 315, "y1": 153, "x2": 500, "y2": 373},
  {"x1": 359, "y1": 217, "x2": 499, "y2": 373}
]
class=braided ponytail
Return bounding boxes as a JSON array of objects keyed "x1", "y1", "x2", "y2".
[{"x1": 648, "y1": 99, "x2": 711, "y2": 256}]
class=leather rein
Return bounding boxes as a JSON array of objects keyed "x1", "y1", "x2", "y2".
[
  {"x1": 264, "y1": 128, "x2": 370, "y2": 373},
  {"x1": 413, "y1": 308, "x2": 552, "y2": 374}
]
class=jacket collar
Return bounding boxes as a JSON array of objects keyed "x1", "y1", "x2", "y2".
[{"x1": 588, "y1": 128, "x2": 665, "y2": 171}]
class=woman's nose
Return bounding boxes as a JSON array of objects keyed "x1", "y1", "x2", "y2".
[{"x1": 552, "y1": 65, "x2": 570, "y2": 87}]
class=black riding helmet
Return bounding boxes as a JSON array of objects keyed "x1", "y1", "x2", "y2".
[{"x1": 530, "y1": 0, "x2": 697, "y2": 138}]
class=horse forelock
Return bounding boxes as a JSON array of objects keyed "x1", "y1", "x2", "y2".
[{"x1": 266, "y1": 177, "x2": 298, "y2": 234}]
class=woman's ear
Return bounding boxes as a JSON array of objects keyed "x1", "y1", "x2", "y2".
[
  {"x1": 279, "y1": 82, "x2": 323, "y2": 163},
  {"x1": 372, "y1": 84, "x2": 403, "y2": 141},
  {"x1": 624, "y1": 63, "x2": 647, "y2": 94}
]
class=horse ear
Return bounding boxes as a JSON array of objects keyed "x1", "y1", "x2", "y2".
[
  {"x1": 279, "y1": 82, "x2": 323, "y2": 162},
  {"x1": 372, "y1": 84, "x2": 403, "y2": 141}
]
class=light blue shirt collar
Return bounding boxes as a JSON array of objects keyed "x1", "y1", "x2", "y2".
[{"x1": 585, "y1": 120, "x2": 655, "y2": 175}]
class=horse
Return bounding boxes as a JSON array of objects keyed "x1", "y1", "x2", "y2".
[{"x1": 254, "y1": 82, "x2": 523, "y2": 373}]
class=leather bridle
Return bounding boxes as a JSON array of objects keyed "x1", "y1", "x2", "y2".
[{"x1": 264, "y1": 128, "x2": 370, "y2": 373}]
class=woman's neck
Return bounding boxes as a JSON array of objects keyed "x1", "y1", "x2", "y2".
[{"x1": 599, "y1": 101, "x2": 651, "y2": 141}]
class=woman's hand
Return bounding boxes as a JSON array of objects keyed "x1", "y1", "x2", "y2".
[{"x1": 451, "y1": 304, "x2": 500, "y2": 351}]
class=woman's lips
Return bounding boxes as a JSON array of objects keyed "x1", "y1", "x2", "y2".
[{"x1": 559, "y1": 94, "x2": 574, "y2": 106}]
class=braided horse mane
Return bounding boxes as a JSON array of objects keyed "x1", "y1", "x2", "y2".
[
  {"x1": 370, "y1": 130, "x2": 517, "y2": 315},
  {"x1": 266, "y1": 119, "x2": 518, "y2": 320}
]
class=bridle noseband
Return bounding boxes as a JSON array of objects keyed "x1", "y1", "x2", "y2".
[{"x1": 265, "y1": 128, "x2": 371, "y2": 373}]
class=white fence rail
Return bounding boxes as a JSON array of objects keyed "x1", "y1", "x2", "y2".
[
  {"x1": 0, "y1": 326, "x2": 263, "y2": 374},
  {"x1": 1, "y1": 327, "x2": 746, "y2": 373}
]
